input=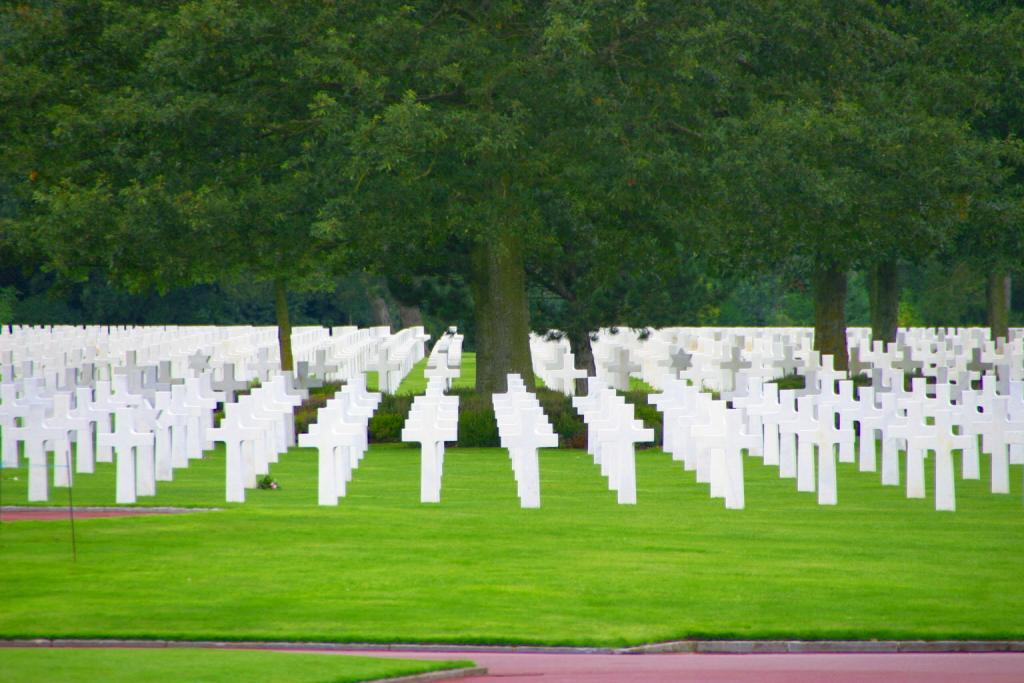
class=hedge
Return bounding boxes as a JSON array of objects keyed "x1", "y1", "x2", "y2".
[{"x1": 291, "y1": 382, "x2": 663, "y2": 449}]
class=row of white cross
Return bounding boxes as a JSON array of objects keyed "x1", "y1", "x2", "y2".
[
  {"x1": 582, "y1": 326, "x2": 1024, "y2": 395},
  {"x1": 6, "y1": 323, "x2": 1023, "y2": 511},
  {"x1": 376, "y1": 327, "x2": 431, "y2": 393},
  {"x1": 424, "y1": 328, "x2": 464, "y2": 389},
  {"x1": 0, "y1": 322, "x2": 427, "y2": 507},
  {"x1": 573, "y1": 378, "x2": 655, "y2": 504},
  {"x1": 648, "y1": 371, "x2": 1024, "y2": 511},
  {"x1": 401, "y1": 378, "x2": 459, "y2": 502},
  {"x1": 650, "y1": 381, "x2": 752, "y2": 509},
  {"x1": 0, "y1": 324, "x2": 428, "y2": 397},
  {"x1": 2, "y1": 365, "x2": 384, "y2": 506},
  {"x1": 208, "y1": 375, "x2": 307, "y2": 502},
  {"x1": 530, "y1": 335, "x2": 588, "y2": 395},
  {"x1": 298, "y1": 375, "x2": 381, "y2": 505},
  {"x1": 493, "y1": 374, "x2": 557, "y2": 508},
  {"x1": 1, "y1": 373, "x2": 226, "y2": 503}
]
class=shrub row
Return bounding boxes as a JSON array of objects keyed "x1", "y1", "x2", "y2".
[
  {"x1": 294, "y1": 381, "x2": 344, "y2": 435},
  {"x1": 285, "y1": 379, "x2": 862, "y2": 452},
  {"x1": 293, "y1": 371, "x2": 910, "y2": 449},
  {"x1": 361, "y1": 386, "x2": 664, "y2": 449},
  {"x1": 290, "y1": 381, "x2": 666, "y2": 449}
]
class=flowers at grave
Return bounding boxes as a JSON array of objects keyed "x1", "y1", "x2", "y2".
[{"x1": 257, "y1": 475, "x2": 280, "y2": 490}]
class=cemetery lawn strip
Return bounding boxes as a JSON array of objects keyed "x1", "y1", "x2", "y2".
[
  {"x1": 0, "y1": 444, "x2": 1022, "y2": 645},
  {"x1": 0, "y1": 647, "x2": 470, "y2": 683},
  {"x1": 395, "y1": 354, "x2": 477, "y2": 395}
]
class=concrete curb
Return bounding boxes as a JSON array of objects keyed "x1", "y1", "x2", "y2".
[
  {"x1": 0, "y1": 639, "x2": 612, "y2": 655},
  {"x1": 0, "y1": 640, "x2": 487, "y2": 683},
  {"x1": 2, "y1": 638, "x2": 1024, "y2": 655},
  {"x1": 371, "y1": 667, "x2": 488, "y2": 683},
  {"x1": 617, "y1": 640, "x2": 1024, "y2": 654}
]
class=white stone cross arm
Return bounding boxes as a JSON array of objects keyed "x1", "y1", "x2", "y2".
[
  {"x1": 402, "y1": 412, "x2": 459, "y2": 445},
  {"x1": 207, "y1": 417, "x2": 265, "y2": 503},
  {"x1": 545, "y1": 353, "x2": 588, "y2": 395},
  {"x1": 498, "y1": 408, "x2": 559, "y2": 452},
  {"x1": 97, "y1": 407, "x2": 156, "y2": 504},
  {"x1": 212, "y1": 363, "x2": 249, "y2": 403}
]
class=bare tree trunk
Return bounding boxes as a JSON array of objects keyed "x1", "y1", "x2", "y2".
[
  {"x1": 470, "y1": 232, "x2": 535, "y2": 395},
  {"x1": 813, "y1": 263, "x2": 849, "y2": 372},
  {"x1": 274, "y1": 278, "x2": 294, "y2": 372},
  {"x1": 567, "y1": 327, "x2": 595, "y2": 395},
  {"x1": 397, "y1": 302, "x2": 423, "y2": 328},
  {"x1": 987, "y1": 270, "x2": 1012, "y2": 342},
  {"x1": 869, "y1": 260, "x2": 899, "y2": 347},
  {"x1": 370, "y1": 294, "x2": 392, "y2": 328}
]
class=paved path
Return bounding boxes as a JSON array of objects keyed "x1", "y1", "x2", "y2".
[
  {"x1": 8, "y1": 643, "x2": 1023, "y2": 681},
  {"x1": 333, "y1": 650, "x2": 1024, "y2": 682}
]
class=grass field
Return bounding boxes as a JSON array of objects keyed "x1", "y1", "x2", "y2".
[
  {"x1": 1, "y1": 438, "x2": 1022, "y2": 646},
  {"x1": 393, "y1": 353, "x2": 477, "y2": 395},
  {"x1": 0, "y1": 647, "x2": 468, "y2": 683}
]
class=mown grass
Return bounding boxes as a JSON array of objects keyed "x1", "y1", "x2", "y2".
[
  {"x1": 1, "y1": 440, "x2": 1022, "y2": 646},
  {"x1": 628, "y1": 376, "x2": 657, "y2": 393},
  {"x1": 393, "y1": 353, "x2": 477, "y2": 395},
  {"x1": 0, "y1": 647, "x2": 469, "y2": 683}
]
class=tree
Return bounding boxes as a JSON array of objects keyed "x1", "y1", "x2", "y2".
[
  {"x1": 321, "y1": 1, "x2": 685, "y2": 394},
  {"x1": 951, "y1": 2, "x2": 1024, "y2": 342},
  {"x1": 858, "y1": 1, "x2": 1024, "y2": 345},
  {"x1": 522, "y1": 1, "x2": 715, "y2": 388},
  {"x1": 1, "y1": 1, "x2": 396, "y2": 369},
  {"x1": 326, "y1": 1, "x2": 718, "y2": 393},
  {"x1": 528, "y1": 196, "x2": 721, "y2": 390},
  {"x1": 695, "y1": 1, "x2": 998, "y2": 369}
]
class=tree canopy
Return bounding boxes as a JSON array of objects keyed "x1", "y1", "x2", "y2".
[{"x1": 2, "y1": 0, "x2": 1022, "y2": 383}]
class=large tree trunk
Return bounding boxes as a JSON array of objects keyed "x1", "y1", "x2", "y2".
[
  {"x1": 274, "y1": 277, "x2": 294, "y2": 372},
  {"x1": 813, "y1": 263, "x2": 849, "y2": 373},
  {"x1": 397, "y1": 302, "x2": 423, "y2": 328},
  {"x1": 987, "y1": 270, "x2": 1012, "y2": 343},
  {"x1": 470, "y1": 232, "x2": 535, "y2": 395},
  {"x1": 370, "y1": 293, "x2": 392, "y2": 327},
  {"x1": 567, "y1": 326, "x2": 596, "y2": 395},
  {"x1": 869, "y1": 260, "x2": 900, "y2": 347}
]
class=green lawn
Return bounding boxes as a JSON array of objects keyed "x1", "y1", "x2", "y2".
[
  {"x1": 0, "y1": 647, "x2": 469, "y2": 683},
  {"x1": 394, "y1": 352, "x2": 550, "y2": 393},
  {"x1": 394, "y1": 353, "x2": 477, "y2": 395},
  {"x1": 628, "y1": 376, "x2": 657, "y2": 393},
  {"x1": 1, "y1": 440, "x2": 1022, "y2": 646}
]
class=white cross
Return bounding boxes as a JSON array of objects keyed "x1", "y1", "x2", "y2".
[
  {"x1": 97, "y1": 406, "x2": 156, "y2": 504},
  {"x1": 212, "y1": 363, "x2": 248, "y2": 403},
  {"x1": 544, "y1": 351, "x2": 587, "y2": 396},
  {"x1": 299, "y1": 403, "x2": 367, "y2": 506},
  {"x1": 712, "y1": 408, "x2": 758, "y2": 509},
  {"x1": 772, "y1": 389, "x2": 803, "y2": 479},
  {"x1": 648, "y1": 378, "x2": 698, "y2": 465},
  {"x1": 402, "y1": 389, "x2": 458, "y2": 503},
  {"x1": 888, "y1": 402, "x2": 972, "y2": 510},
  {"x1": 594, "y1": 406, "x2": 654, "y2": 505},
  {"x1": 68, "y1": 386, "x2": 99, "y2": 473},
  {"x1": 970, "y1": 389, "x2": 1024, "y2": 494},
  {"x1": 0, "y1": 383, "x2": 24, "y2": 468},
  {"x1": 207, "y1": 415, "x2": 264, "y2": 503},
  {"x1": 8, "y1": 404, "x2": 65, "y2": 502},
  {"x1": 494, "y1": 383, "x2": 557, "y2": 508},
  {"x1": 42, "y1": 392, "x2": 87, "y2": 487}
]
